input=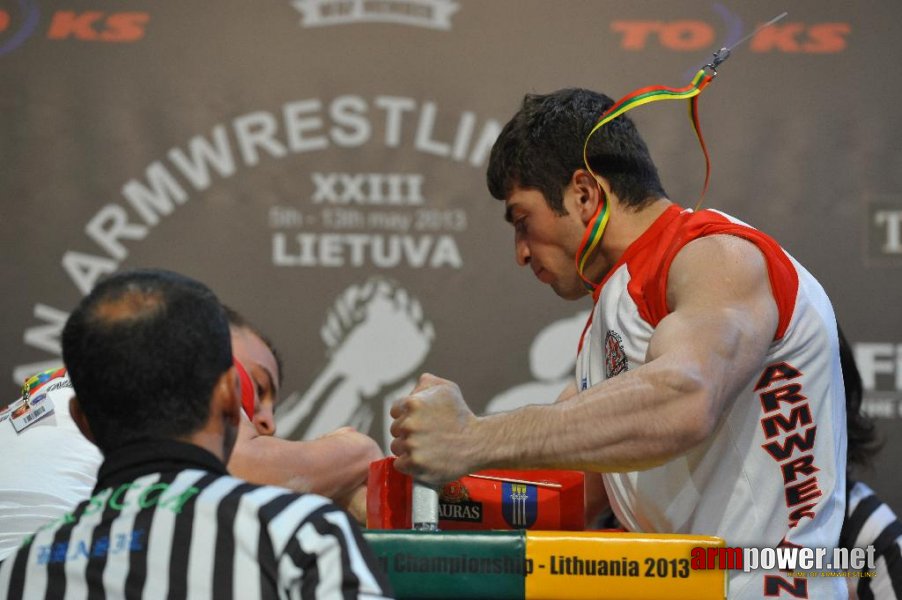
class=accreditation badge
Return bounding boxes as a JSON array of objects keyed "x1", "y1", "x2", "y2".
[{"x1": 8, "y1": 392, "x2": 55, "y2": 433}]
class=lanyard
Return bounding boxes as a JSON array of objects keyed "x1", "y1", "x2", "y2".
[
  {"x1": 575, "y1": 12, "x2": 788, "y2": 292},
  {"x1": 576, "y1": 64, "x2": 718, "y2": 292}
]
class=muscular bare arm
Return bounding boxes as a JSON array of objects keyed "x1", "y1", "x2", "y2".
[
  {"x1": 553, "y1": 378, "x2": 610, "y2": 521},
  {"x1": 391, "y1": 234, "x2": 779, "y2": 485},
  {"x1": 228, "y1": 419, "x2": 383, "y2": 519}
]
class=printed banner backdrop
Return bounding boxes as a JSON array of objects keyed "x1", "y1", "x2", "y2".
[{"x1": 2, "y1": 1, "x2": 901, "y2": 509}]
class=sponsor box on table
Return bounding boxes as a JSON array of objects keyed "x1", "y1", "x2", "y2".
[{"x1": 367, "y1": 456, "x2": 585, "y2": 531}]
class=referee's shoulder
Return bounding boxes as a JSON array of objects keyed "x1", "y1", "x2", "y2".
[
  {"x1": 216, "y1": 476, "x2": 347, "y2": 524},
  {"x1": 843, "y1": 479, "x2": 902, "y2": 547}
]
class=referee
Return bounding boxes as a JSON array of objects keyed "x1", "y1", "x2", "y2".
[
  {"x1": 838, "y1": 328, "x2": 902, "y2": 600},
  {"x1": 0, "y1": 269, "x2": 393, "y2": 600}
]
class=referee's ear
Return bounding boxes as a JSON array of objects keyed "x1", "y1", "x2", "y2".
[
  {"x1": 208, "y1": 367, "x2": 243, "y2": 428},
  {"x1": 210, "y1": 366, "x2": 244, "y2": 463},
  {"x1": 70, "y1": 396, "x2": 97, "y2": 446},
  {"x1": 220, "y1": 365, "x2": 244, "y2": 426}
]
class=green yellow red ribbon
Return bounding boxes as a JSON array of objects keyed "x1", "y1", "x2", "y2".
[{"x1": 576, "y1": 66, "x2": 717, "y2": 291}]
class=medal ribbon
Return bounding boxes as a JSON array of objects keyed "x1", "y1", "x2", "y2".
[{"x1": 576, "y1": 66, "x2": 717, "y2": 292}]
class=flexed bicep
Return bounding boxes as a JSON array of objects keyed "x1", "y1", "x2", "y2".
[{"x1": 647, "y1": 234, "x2": 780, "y2": 426}]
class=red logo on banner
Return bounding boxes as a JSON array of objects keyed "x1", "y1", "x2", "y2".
[
  {"x1": 0, "y1": 6, "x2": 149, "y2": 56},
  {"x1": 47, "y1": 11, "x2": 150, "y2": 42},
  {"x1": 612, "y1": 20, "x2": 850, "y2": 54}
]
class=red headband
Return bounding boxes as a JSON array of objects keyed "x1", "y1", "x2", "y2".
[{"x1": 233, "y1": 358, "x2": 255, "y2": 419}]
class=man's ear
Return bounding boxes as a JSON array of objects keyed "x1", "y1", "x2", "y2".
[
  {"x1": 69, "y1": 396, "x2": 97, "y2": 444},
  {"x1": 570, "y1": 169, "x2": 609, "y2": 225},
  {"x1": 211, "y1": 367, "x2": 242, "y2": 428}
]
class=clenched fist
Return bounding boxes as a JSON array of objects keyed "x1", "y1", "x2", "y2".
[{"x1": 389, "y1": 373, "x2": 480, "y2": 486}]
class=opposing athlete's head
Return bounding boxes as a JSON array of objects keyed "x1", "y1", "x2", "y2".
[
  {"x1": 225, "y1": 305, "x2": 283, "y2": 437},
  {"x1": 62, "y1": 269, "x2": 238, "y2": 456},
  {"x1": 487, "y1": 88, "x2": 667, "y2": 212}
]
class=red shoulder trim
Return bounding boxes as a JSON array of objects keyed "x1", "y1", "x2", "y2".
[{"x1": 626, "y1": 209, "x2": 798, "y2": 341}]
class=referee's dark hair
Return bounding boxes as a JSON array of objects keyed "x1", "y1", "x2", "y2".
[{"x1": 62, "y1": 269, "x2": 233, "y2": 452}]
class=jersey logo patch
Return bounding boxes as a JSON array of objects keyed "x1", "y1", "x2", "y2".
[{"x1": 604, "y1": 330, "x2": 629, "y2": 378}]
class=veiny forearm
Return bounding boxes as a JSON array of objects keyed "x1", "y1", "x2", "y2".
[
  {"x1": 468, "y1": 297, "x2": 772, "y2": 475},
  {"x1": 467, "y1": 357, "x2": 714, "y2": 473}
]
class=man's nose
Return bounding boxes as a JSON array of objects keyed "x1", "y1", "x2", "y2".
[
  {"x1": 253, "y1": 407, "x2": 276, "y2": 436},
  {"x1": 515, "y1": 237, "x2": 530, "y2": 266}
]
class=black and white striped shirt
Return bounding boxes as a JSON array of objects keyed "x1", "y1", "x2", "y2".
[
  {"x1": 841, "y1": 479, "x2": 902, "y2": 600},
  {"x1": 0, "y1": 439, "x2": 393, "y2": 599}
]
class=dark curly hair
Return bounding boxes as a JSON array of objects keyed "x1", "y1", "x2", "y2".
[{"x1": 487, "y1": 88, "x2": 667, "y2": 213}]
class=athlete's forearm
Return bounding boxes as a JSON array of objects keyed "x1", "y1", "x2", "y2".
[
  {"x1": 466, "y1": 357, "x2": 714, "y2": 473},
  {"x1": 229, "y1": 428, "x2": 383, "y2": 499}
]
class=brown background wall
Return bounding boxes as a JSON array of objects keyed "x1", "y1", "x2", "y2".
[{"x1": 2, "y1": 1, "x2": 900, "y2": 509}]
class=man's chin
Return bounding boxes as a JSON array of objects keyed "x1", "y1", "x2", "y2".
[{"x1": 550, "y1": 282, "x2": 589, "y2": 301}]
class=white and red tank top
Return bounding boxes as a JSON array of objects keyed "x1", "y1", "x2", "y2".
[{"x1": 576, "y1": 205, "x2": 847, "y2": 598}]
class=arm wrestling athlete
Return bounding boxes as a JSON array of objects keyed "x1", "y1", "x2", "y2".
[
  {"x1": 390, "y1": 88, "x2": 847, "y2": 600},
  {"x1": 226, "y1": 308, "x2": 383, "y2": 522}
]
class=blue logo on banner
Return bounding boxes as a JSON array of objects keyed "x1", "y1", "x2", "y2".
[
  {"x1": 0, "y1": 0, "x2": 40, "y2": 57},
  {"x1": 501, "y1": 482, "x2": 537, "y2": 529}
]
